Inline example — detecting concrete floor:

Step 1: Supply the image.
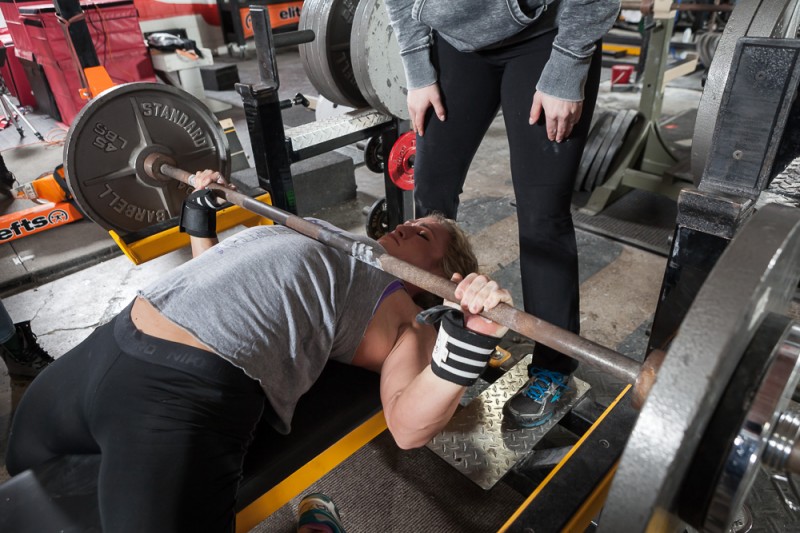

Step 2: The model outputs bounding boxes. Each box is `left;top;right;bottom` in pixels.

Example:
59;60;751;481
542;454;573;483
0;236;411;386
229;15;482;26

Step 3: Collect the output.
0;46;735;530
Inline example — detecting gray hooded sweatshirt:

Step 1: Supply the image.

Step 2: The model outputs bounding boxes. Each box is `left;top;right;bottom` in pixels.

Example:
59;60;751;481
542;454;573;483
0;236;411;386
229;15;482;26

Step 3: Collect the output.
384;0;621;101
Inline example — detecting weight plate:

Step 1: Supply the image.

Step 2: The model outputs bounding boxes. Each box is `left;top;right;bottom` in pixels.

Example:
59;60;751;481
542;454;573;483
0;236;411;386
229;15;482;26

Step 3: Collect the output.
704;316;800;532
592;110;641;191
574;110;613;192
351;0;410;119
696;32;722;69
599;204;800;532
692;0;800;183
387;131;415;191
677;313;794;529
366;197;388;239
64;82;230;235
299;0;367;108
584;109;628;192
364;134;385;173
299;0;340;104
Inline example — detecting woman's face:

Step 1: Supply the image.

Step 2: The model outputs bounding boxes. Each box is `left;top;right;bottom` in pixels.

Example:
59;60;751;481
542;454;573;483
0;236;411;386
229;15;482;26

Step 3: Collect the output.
377;217;451;275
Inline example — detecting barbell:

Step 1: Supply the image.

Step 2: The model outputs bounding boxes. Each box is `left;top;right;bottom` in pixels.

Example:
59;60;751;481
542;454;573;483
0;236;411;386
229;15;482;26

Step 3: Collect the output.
63;81;800;531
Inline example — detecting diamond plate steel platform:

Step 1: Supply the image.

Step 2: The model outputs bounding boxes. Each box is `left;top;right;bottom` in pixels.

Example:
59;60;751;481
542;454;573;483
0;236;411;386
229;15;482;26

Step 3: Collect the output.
426;355;591;490
285;109;393;152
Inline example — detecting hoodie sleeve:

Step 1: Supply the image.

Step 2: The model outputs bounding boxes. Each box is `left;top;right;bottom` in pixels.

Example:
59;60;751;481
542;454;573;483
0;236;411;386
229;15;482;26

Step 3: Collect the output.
384;0;438;89
536;0;620;101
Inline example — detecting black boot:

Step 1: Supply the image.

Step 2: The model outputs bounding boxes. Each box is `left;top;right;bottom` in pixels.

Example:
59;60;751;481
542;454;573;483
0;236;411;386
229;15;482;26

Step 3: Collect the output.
0;152;15;198
0;171;13;199
1;321;55;379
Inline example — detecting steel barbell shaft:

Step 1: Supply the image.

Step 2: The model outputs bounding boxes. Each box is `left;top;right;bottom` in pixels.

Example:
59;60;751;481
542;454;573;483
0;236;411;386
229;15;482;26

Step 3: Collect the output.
145;154;650;391
620;1;733;12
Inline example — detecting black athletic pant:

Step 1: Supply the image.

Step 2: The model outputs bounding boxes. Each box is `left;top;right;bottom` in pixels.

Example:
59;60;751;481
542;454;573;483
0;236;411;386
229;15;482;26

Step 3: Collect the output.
414;31;603;375
6;304;265;533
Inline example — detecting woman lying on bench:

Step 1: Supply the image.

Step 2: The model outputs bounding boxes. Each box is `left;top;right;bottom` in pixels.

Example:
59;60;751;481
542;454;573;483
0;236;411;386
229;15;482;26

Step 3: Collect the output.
6;169;512;533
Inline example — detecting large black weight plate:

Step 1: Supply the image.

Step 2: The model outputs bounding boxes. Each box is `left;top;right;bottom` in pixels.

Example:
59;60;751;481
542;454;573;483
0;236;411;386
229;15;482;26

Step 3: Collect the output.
584;109;628;192
64;83;230;235
299;0;367;108
365;197;388;239
590;110;641;192
574;110;613;192
364;135;385;173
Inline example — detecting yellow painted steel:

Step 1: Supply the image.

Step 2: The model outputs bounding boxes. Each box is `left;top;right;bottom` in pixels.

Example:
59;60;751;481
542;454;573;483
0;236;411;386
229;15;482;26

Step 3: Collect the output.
235;411;387;533
603;43;642;57
561;463;618;532
109;193;273;265
497;385;632;533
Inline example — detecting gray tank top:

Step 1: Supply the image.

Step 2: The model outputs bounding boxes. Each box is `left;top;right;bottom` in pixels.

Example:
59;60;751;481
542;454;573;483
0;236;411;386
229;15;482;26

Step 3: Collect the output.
138;222;397;433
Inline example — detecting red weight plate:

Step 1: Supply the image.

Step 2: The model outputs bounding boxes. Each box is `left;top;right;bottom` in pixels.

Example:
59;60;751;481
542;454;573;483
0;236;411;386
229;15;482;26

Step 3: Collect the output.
387;131;415;191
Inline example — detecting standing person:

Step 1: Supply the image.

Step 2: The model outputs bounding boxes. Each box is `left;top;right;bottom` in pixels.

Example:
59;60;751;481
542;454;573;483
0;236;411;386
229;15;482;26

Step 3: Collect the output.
6;170;512;533
0;300;54;379
384;0;620;427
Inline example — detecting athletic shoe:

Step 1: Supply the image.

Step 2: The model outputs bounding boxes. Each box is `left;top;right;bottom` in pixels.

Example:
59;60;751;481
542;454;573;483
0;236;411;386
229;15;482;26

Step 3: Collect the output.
503;367;571;428
0;321;55;379
297;492;347;533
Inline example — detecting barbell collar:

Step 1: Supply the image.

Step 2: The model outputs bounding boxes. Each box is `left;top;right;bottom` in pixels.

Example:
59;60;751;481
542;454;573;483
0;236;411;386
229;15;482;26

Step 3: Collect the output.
144;153;646;388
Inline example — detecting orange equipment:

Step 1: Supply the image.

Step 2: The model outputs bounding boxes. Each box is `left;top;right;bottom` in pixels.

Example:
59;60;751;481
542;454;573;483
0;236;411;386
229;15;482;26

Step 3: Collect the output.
1;166;84;243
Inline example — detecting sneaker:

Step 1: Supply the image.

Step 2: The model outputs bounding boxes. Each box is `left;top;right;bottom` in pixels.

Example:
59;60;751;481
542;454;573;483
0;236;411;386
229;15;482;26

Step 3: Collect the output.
503;367;571;428
0;321;55;379
297;493;347;533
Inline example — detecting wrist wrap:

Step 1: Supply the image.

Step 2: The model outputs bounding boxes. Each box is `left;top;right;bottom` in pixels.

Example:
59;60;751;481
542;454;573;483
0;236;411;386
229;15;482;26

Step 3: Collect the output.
417;305;497;386
179;189;219;238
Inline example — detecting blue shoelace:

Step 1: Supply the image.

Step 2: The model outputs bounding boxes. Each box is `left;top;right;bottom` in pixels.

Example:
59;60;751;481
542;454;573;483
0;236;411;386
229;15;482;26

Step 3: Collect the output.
524;368;568;402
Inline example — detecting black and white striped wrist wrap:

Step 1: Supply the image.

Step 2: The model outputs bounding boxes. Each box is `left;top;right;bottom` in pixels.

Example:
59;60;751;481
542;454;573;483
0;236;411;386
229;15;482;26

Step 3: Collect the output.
419;306;497;387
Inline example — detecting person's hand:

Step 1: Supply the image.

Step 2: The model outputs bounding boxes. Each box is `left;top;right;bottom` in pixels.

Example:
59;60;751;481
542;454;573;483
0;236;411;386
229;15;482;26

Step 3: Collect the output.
407;84;446;136
179;169;235;238
529;91;583;143
450;273;512;338
417;273;508;388
188;169;236;198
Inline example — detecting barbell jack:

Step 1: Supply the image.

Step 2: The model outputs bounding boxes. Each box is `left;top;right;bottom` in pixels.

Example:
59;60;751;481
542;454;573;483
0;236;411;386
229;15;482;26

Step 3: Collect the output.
144;152;660;403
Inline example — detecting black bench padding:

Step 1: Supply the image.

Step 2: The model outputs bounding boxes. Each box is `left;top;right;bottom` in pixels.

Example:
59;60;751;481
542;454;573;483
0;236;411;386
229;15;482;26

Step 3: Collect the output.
0;361;382;532
237;361;382;507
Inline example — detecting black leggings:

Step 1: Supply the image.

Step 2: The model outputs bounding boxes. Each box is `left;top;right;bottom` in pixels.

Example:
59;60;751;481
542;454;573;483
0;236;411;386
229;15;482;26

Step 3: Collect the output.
414;31;603;374
6;304;265;533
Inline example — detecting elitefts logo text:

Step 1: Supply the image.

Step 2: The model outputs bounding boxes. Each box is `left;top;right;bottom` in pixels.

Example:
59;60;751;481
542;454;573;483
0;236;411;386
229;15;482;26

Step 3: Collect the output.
280;6;301;19
0;209;71;241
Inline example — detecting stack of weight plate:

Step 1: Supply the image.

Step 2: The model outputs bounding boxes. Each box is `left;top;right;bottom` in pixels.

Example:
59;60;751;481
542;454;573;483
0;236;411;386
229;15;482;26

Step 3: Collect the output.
574;109;641;192
299;0;410;120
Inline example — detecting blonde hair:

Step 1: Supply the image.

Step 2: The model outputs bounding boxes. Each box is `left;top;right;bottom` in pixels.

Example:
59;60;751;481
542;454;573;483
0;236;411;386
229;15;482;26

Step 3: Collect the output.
413;212;479;309
428;212;479;279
